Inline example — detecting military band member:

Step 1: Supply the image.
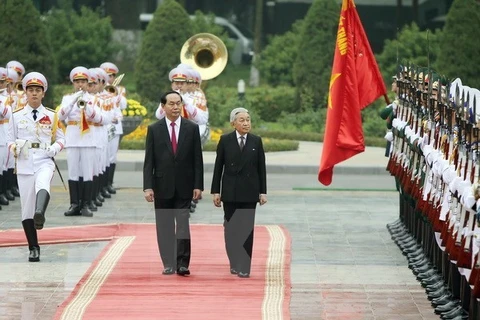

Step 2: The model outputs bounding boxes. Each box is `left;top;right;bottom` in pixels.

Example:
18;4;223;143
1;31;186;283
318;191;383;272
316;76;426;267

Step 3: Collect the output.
5;61;25;198
0;67;12;208
100;62;126;195
155;67;208;128
6;72;65;262
59;67;103;217
87;68;110;209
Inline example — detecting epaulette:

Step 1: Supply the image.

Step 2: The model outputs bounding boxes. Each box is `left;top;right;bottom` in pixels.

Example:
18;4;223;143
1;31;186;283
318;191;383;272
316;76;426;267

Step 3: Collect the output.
13;107;24;113
45;107;56;113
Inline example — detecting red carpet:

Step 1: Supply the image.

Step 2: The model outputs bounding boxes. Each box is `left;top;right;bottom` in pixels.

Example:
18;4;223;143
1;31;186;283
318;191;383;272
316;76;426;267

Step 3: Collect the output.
0;223;291;319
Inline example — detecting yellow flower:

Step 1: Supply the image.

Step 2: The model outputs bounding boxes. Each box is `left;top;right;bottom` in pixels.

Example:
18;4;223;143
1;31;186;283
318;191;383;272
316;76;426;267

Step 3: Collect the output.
124;99;148;118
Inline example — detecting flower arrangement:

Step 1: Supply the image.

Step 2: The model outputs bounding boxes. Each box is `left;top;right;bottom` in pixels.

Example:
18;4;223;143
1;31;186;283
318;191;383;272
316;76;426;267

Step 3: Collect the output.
123;99;148;117
210;128;223;143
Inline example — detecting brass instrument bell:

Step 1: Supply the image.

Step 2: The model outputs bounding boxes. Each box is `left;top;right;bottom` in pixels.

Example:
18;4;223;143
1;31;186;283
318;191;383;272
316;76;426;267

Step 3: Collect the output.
180;33;228;80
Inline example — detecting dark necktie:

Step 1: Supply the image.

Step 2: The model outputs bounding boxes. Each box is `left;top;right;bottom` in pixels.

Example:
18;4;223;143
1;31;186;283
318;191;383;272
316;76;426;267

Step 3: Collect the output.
170;122;177;154
32;109;38;121
239;136;245;151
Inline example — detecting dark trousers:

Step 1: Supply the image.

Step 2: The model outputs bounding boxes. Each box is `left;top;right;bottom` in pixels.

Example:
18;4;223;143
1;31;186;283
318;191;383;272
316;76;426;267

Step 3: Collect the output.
223;202;257;273
154;194;191;270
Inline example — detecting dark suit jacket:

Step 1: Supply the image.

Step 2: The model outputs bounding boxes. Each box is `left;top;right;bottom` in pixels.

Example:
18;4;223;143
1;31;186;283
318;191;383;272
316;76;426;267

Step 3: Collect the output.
143;117;204;200
211;131;266;203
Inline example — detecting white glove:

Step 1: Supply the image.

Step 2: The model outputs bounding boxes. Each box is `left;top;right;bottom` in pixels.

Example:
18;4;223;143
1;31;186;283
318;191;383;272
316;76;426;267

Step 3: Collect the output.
70;91;84;106
8;144;16;155
46;146;57;157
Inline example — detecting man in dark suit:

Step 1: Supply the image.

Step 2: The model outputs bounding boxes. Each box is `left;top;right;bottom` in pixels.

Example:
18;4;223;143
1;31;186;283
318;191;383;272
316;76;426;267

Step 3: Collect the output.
211;107;267;278
143;91;204;276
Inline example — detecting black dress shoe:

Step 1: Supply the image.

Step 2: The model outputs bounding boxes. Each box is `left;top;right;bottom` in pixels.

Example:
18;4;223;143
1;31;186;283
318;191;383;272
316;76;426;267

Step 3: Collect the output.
230;268;238;275
0;194;9;205
432;295;454;307
162;267;174;275
238;272;250;278
177;267;190;276
11;187;20;197
441;306;467;319
435;301;460;314
5;190;15;201
29;247;40;262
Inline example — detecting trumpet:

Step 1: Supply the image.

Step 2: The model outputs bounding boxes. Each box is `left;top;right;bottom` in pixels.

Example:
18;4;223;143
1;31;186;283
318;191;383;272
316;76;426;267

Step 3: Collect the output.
75;90;87;109
15;81;24;95
105;73;125;95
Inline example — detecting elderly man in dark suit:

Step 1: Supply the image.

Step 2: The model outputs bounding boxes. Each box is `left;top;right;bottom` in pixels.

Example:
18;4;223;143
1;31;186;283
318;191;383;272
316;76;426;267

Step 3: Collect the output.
143;91;204;276
211;107;267;278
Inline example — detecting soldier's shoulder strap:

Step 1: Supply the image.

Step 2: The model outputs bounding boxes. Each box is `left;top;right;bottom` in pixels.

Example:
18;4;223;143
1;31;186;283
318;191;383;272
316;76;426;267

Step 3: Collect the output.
13;107;24;113
45;106;57;113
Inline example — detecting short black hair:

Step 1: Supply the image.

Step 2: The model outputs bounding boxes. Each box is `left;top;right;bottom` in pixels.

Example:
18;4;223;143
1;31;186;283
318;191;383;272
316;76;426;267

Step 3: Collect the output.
160;91;183;105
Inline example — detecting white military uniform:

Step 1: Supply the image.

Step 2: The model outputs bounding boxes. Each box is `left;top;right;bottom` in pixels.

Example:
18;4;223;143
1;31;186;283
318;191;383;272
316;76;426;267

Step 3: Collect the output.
7;104;65;220
0;89;12;194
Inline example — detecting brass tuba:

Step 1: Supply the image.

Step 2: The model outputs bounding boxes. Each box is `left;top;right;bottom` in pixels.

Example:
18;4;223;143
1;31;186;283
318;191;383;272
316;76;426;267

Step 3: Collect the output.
180;33;228;80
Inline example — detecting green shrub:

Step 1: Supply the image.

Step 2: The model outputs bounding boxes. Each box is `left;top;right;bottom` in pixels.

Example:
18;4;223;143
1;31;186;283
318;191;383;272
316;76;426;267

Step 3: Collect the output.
436;0;480;89
204;85;297;125
0;0;57;106
293;0;339;110
203;139;299;152
44;0;117;83
135;0;193;101
256;20;303;87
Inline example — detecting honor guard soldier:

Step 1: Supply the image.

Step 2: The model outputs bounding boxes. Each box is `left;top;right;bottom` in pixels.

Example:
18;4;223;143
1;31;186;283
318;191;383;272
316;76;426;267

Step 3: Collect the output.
100;62;127;195
0;68;12;208
59;67;103;217
6;72;66;262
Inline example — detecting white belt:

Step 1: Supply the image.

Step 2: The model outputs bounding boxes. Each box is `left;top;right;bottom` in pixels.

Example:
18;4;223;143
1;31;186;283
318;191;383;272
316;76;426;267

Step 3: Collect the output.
27;142;49;150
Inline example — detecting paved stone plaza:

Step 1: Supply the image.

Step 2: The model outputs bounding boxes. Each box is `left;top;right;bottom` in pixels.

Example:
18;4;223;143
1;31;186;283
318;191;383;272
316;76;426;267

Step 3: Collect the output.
0;168;442;320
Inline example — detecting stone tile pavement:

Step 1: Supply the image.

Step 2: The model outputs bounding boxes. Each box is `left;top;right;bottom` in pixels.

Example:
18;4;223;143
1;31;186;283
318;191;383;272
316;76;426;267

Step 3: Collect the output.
0;168;441;319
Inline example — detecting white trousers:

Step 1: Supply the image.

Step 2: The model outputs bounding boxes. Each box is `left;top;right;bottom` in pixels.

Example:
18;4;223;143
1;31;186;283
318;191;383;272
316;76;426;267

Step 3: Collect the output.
66;147;96;181
108;135;120;164
0;146;6;172
6;147;14;169
18;165;54;221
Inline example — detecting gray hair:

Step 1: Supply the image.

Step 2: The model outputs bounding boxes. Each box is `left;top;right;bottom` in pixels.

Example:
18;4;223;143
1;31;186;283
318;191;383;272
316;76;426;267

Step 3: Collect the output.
230;107;249;122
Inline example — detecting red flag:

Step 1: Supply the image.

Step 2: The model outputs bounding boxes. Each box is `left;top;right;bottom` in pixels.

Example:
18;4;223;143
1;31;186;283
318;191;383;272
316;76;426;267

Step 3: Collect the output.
318;0;386;186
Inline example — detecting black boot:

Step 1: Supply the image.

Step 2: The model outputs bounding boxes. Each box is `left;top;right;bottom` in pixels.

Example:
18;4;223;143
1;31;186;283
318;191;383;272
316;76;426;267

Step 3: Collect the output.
100;171;111;199
83;180;96;214
65;180;81;216
4;170;15;201
34;189;50;230
93;175;102;207
9;168;20;197
0;173;11;204
106;163;116;194
22;219;40;262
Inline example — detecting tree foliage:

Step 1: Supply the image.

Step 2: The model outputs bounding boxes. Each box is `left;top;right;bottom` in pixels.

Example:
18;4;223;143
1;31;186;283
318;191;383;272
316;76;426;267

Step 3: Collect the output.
256;20;304;87
436;0;480;88
293;0;339;110
0;0;57;104
44;0;117;83
376;23;442;84
135;0;193;101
